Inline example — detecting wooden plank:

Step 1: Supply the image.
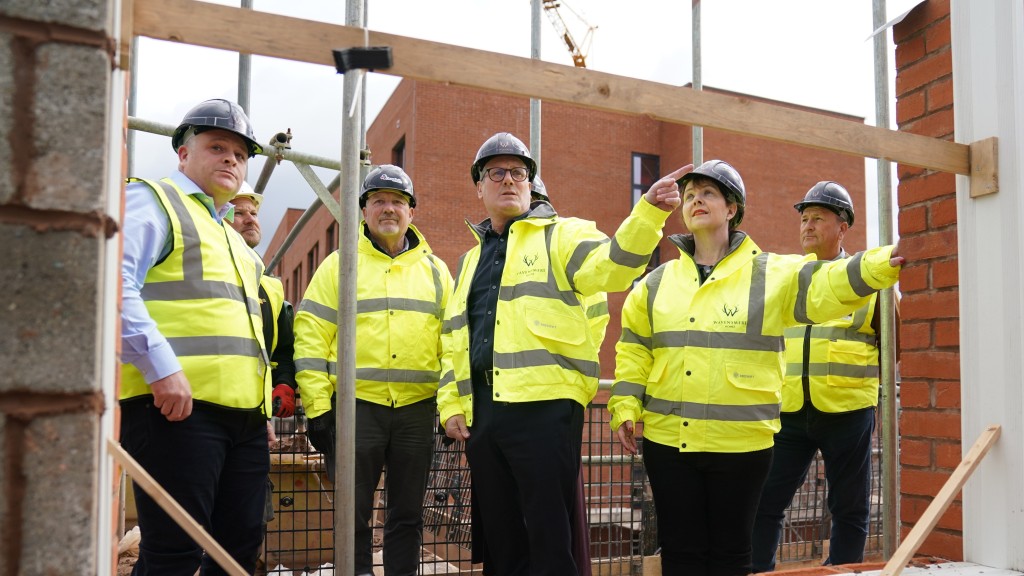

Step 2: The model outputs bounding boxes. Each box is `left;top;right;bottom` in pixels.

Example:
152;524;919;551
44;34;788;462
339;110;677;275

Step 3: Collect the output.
131;0;970;176
107;438;248;576
969;137;999;197
880;425;1002;576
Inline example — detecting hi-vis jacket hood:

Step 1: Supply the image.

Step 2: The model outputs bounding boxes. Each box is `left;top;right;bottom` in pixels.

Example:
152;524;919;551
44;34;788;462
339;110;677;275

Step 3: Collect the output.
438;199;670;428
609;231;900;453
121;178;271;414
294;222;453;419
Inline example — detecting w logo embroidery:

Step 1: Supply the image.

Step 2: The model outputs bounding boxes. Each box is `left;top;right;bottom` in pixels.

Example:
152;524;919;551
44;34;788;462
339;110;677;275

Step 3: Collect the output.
722;304;740;317
523;254;539;267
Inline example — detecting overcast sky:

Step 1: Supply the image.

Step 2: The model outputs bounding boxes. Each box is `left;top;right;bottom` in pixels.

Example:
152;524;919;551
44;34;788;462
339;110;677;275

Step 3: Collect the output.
128;0;920;254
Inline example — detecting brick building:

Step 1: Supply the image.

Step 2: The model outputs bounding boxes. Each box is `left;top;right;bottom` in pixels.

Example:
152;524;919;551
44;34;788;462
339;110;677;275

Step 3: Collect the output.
265;80;868;378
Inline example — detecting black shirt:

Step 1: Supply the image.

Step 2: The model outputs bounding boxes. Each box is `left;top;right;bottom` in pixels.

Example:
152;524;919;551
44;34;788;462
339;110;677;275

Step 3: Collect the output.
467;213;529;372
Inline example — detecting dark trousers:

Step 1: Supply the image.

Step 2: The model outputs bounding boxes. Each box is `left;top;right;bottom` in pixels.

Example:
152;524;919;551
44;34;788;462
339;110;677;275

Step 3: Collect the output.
354;399;436;576
751;406;875;572
642;440;773;576
465;373;584;576
121;400;270;575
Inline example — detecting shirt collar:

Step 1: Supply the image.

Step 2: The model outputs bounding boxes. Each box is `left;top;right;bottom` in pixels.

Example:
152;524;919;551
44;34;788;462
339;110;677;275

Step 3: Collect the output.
168;170;233;223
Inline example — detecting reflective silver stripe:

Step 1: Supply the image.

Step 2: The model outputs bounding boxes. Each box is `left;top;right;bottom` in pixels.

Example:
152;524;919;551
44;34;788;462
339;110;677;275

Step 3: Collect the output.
327;361;337;376
609;237;651;269
246;296;261;317
499;282;578;306
644;396;781;422
454;252;470;290
794;260;825;324
426;255;445;317
746;253;769;336
142;278;247;302
494;349;601;379
807;325;877;345
586;299;609;319
565;238;606;292
645;266;667;335
298;299;336;323
786;362;880;378
355;367;441;383
619;327;652;350
158;180;204;279
851;301;869;331
447;314;468;332
359;297;441;318
166;335;261;357
784;326;806;338
440;369;455;388
295;357;330;373
456;378;473;396
611;380;646;399
845;252;873;297
652;330;784;352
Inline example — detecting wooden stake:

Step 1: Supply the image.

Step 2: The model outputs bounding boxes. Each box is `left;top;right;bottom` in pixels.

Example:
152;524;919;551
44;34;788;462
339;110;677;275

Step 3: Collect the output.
107;438;248;576
880;424;1002;576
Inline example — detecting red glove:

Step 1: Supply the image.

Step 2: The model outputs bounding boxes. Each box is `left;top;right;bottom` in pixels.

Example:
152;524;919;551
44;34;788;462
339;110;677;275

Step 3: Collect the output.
272;384;296;418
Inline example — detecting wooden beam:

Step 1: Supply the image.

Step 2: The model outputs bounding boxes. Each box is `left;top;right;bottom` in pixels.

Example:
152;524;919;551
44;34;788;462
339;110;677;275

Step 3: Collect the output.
969;137;999;197
880;425;1002;576
132;0;971;176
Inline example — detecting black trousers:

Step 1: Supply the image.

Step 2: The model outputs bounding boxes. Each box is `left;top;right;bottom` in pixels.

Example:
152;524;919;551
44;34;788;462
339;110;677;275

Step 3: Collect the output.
643;439;773;576
121;400;270;575
465;373;584;576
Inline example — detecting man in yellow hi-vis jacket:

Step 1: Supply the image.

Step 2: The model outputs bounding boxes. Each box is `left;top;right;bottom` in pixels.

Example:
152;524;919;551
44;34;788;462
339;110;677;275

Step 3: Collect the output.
752;182;898;571
120;99;270;574
294;165;453;576
439;132;688;576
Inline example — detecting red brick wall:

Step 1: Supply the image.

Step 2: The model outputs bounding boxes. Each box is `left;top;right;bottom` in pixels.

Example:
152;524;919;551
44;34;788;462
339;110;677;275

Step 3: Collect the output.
893;0;963;559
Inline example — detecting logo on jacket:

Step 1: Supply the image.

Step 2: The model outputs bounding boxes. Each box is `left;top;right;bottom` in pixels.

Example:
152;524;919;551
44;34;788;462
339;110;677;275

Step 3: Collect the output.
722;304;740;317
523;253;539;267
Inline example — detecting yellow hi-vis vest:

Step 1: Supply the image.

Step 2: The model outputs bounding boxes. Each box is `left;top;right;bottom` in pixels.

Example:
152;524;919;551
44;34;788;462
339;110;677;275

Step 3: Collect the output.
608;232;899;454
437;200;669;428
261;275;285;354
782;293;879;413
121;178;271;414
293;223;453;419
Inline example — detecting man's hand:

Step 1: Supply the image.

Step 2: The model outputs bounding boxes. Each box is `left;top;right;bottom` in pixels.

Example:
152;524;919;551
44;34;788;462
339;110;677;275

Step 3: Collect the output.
151;371;193;422
615;420;644;455
272;384;296;418
266;421;277;443
890;241;905;268
444;415;470;441
643;164;692;212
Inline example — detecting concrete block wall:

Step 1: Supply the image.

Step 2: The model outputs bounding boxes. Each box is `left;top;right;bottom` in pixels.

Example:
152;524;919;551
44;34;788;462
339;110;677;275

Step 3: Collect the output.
0;0;115;573
893;0;964;559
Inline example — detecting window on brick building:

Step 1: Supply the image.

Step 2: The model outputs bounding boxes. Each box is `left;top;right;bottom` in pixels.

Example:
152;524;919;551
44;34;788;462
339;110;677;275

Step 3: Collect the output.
325;222;336;252
392;137;406;168
632;153;660;206
307;245;319;284
292;263;303;303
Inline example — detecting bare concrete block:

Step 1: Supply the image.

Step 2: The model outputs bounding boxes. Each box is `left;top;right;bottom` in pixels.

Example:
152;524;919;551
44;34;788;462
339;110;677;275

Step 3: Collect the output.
21;413;99;575
0;0;110;33
0;224;103;393
27;43;110;212
0;34;13;205
0;415;6;576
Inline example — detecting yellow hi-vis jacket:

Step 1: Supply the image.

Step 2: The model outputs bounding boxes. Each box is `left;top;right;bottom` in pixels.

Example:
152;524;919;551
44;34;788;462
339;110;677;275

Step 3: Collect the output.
608;232;900;453
262;275;285;353
437;200;669;428
294;223;453;419
782;291;879;413
121;178;271;413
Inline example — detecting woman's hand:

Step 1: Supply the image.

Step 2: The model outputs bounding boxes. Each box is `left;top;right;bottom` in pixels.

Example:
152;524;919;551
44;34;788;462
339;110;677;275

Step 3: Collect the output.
616;420;644;455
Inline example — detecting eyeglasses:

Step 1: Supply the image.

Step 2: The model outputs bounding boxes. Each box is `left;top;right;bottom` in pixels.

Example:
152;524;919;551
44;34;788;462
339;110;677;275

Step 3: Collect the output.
484;167;529;182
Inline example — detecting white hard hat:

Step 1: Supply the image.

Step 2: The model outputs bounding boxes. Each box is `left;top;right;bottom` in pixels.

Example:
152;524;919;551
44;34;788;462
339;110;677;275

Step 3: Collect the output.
233;181;262;210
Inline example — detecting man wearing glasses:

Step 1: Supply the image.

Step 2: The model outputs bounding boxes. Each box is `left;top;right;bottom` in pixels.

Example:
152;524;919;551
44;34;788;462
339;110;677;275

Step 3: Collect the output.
438;132;688;575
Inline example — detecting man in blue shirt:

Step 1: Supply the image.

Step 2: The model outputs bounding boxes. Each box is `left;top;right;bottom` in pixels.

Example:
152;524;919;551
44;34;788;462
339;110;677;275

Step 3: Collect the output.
120;99;271;575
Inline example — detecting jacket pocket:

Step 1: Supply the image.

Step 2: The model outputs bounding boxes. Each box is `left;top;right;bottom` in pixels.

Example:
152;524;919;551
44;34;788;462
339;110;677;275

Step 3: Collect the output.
524;307;586;346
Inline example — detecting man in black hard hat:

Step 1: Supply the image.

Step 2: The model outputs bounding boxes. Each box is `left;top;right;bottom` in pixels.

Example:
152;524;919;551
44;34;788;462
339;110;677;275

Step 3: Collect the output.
120;98;272;574
295;164;453;576
438;132;688;575
752;181;896;571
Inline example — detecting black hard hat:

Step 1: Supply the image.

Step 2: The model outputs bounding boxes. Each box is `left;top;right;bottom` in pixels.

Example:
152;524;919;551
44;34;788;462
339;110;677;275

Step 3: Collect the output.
471;132;537;184
360;164;415;208
531;175;549;201
794;181;855;226
677;159;747;227
171;99;262;158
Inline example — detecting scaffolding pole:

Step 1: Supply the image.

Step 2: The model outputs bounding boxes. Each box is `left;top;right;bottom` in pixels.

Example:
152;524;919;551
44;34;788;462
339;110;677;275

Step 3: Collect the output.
692;0;703;167
530;0;542;172
872;0;900;559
